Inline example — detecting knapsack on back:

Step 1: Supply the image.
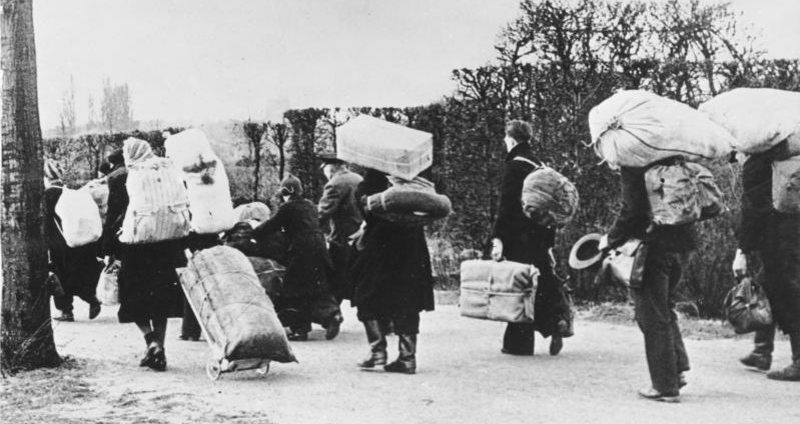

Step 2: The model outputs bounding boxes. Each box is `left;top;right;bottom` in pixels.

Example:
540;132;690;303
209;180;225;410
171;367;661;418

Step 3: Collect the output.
644;160;723;226
772;156;800;213
119;157;191;244
54;188;103;248
515;157;579;227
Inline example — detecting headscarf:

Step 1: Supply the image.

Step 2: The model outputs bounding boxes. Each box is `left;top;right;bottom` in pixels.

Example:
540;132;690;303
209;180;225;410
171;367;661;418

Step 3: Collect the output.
279;174;303;197
44;159;63;183
122;137;155;166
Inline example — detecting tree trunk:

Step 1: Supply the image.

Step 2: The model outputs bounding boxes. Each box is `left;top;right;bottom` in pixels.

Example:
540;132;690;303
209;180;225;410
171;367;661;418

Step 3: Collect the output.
1;0;61;371
278;145;285;181
253;145;261;201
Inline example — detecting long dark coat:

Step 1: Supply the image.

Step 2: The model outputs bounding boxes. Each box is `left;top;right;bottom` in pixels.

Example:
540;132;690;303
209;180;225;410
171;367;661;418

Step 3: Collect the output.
252;196;332;299
739;141;800;334
350;170;435;316
44;185;102;297
103;164;185;323
493;143;564;336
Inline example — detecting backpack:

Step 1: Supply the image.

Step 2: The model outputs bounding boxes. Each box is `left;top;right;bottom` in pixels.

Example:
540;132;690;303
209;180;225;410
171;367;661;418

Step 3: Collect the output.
644;160;723;226
54;188;103;247
772;156;800;213
119;157;191;244
515;157;579;226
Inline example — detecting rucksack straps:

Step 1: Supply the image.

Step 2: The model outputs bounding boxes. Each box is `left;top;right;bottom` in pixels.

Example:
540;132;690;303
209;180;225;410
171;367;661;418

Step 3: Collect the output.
513;156;543;169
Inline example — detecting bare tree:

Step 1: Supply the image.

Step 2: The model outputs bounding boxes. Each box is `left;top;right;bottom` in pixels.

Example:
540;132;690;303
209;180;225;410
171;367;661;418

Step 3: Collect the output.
100;78;133;133
266;121;290;181
1;0;61;371
58;75;76;137
242;120;268;201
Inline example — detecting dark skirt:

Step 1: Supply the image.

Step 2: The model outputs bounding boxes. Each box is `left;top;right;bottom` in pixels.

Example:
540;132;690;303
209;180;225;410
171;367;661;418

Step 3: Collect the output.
351;219;434;317
117;239;186;323
50;240;103;296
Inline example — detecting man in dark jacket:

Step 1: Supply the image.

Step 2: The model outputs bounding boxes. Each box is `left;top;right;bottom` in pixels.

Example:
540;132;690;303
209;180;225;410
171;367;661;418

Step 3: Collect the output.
491;120;570;357
101;149;127;260
318;153;363;303
605;158;696;402
732;141;800;382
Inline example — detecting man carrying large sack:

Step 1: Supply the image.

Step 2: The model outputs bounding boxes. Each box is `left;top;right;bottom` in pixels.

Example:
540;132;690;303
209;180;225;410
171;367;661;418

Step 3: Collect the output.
732;140;800;382
490;120;571;357
318;152;363;304
603;157;696;402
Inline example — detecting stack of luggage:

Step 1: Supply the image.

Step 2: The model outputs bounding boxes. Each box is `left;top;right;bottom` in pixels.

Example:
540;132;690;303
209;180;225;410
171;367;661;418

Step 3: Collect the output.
338;115;451;225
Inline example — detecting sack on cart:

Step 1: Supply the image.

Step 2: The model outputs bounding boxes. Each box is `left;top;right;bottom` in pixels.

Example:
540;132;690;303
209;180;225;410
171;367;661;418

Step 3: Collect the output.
180;246;296;364
459;260;539;323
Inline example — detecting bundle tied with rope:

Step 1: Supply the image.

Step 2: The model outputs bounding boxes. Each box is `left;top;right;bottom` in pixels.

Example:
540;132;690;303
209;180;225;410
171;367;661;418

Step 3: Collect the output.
521;167;579;227
588;90;736;169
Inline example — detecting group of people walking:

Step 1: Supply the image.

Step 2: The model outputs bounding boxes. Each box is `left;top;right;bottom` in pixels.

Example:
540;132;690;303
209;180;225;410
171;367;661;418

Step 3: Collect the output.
43;116;798;398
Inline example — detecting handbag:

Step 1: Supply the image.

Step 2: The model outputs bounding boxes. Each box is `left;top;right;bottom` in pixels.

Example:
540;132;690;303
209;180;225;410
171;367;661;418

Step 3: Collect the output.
723;276;773;334
601;239;647;288
97;261;120;306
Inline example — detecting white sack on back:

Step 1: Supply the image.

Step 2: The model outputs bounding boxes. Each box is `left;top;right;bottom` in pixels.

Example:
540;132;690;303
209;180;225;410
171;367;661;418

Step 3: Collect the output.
337;115;433;180
166;128;235;234
55;188;102;247
165;128;218;172
183;161;237;234
698;88;800;155
588;90;735;169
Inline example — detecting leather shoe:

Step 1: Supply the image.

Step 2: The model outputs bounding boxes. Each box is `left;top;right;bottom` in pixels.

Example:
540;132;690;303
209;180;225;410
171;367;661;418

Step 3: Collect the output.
89;302;101;320
638;387;680;403
287;332;308;341
740;352;771;371
549;335;563;356
54;312;74;322
325;313;343;340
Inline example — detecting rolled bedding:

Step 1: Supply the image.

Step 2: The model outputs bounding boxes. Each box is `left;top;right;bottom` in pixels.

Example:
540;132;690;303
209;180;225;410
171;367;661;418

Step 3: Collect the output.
365;176;452;223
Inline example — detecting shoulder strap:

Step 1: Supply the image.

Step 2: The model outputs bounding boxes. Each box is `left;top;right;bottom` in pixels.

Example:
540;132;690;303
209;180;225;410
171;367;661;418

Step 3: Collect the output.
513;156;542;169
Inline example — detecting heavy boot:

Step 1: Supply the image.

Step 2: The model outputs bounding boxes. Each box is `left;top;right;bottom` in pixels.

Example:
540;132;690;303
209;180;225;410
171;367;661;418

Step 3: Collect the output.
740;326;774;371
384;334;416;374
357;320;387;368
766;330;800;381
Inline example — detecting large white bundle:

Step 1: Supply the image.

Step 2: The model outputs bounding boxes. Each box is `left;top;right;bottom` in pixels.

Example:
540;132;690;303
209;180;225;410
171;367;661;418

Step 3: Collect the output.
166;128;236;234
54;188;103;247
588;90;735;169
119;157;191;244
459;260;539;323
165;128;217;172
79;179;109;222
337;115;433;180
699;88;800;155
183;161;237;234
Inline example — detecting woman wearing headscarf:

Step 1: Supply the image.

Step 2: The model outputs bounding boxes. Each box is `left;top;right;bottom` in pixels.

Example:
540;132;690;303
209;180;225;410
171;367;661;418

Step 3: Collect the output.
350;169;435;375
251;174;342;341
43;160;103;322
105;138;186;371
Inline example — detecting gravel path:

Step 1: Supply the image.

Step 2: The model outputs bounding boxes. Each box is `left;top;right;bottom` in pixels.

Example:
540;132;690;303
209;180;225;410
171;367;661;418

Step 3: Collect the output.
24;300;800;423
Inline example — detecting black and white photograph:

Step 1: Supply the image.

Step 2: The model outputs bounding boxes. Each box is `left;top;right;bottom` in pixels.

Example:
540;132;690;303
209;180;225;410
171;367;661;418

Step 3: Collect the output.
1;0;799;423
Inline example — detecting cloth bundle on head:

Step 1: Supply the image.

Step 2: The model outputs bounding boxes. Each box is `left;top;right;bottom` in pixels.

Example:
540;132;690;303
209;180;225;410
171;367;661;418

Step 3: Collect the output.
44;159;63;182
280;174;303;197
122;137;155;166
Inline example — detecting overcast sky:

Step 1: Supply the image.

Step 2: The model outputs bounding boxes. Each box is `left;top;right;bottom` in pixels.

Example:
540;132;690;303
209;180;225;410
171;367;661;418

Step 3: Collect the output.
33;0;800;130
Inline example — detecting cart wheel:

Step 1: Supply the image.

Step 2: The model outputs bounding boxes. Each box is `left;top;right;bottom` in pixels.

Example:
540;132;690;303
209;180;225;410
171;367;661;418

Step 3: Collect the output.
206;360;222;381
256;361;270;375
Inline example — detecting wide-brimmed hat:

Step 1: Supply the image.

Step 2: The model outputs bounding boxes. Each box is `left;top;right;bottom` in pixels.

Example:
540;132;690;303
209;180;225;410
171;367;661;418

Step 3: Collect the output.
318;151;344;168
568;232;604;270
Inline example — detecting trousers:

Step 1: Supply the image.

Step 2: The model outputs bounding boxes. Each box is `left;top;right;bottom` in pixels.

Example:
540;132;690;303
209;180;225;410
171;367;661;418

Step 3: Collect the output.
631;247;690;394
